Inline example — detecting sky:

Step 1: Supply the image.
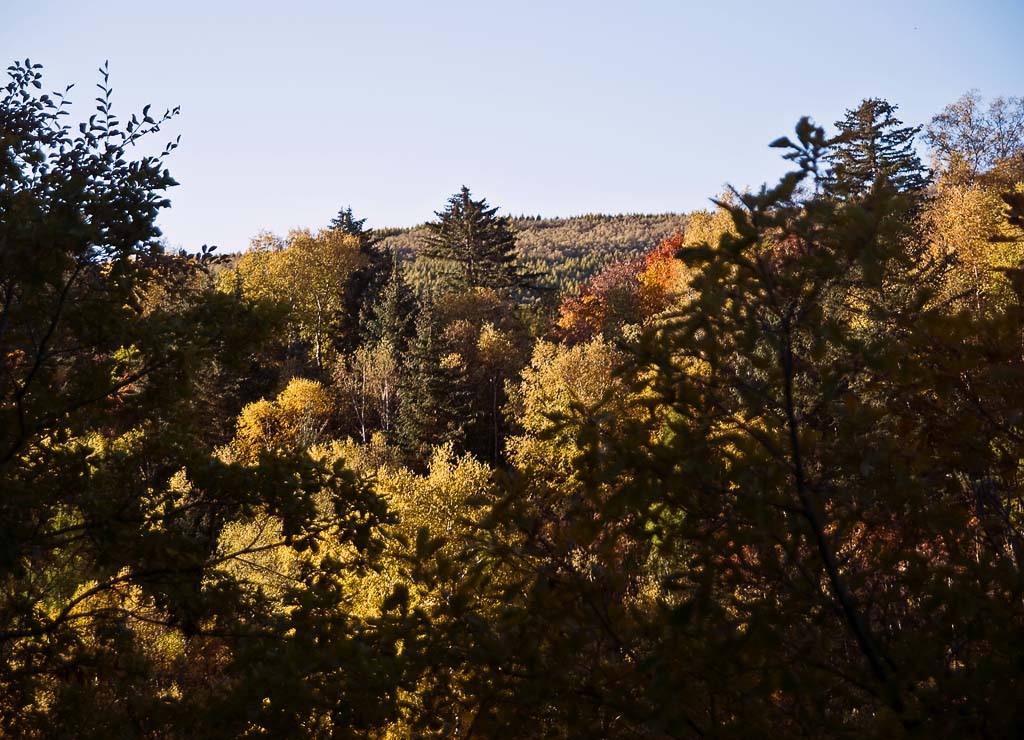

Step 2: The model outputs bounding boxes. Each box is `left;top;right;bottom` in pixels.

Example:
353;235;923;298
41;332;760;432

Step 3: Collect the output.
3;0;1023;252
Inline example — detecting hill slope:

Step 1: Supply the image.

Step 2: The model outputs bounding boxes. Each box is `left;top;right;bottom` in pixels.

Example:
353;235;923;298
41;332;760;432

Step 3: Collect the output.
377;212;689;293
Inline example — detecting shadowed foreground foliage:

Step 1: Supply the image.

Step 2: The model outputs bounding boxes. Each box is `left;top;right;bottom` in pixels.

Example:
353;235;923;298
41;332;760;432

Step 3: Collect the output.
3;62;1024;737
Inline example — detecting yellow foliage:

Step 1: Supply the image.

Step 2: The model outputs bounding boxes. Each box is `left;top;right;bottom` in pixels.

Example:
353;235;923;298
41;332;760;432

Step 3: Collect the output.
233;378;334;461
215;515;298;599
684;194;738;248
506;338;626;477
928;180;1024;309
476;322;516;365
509;338;625;438
341;444;493;620
234;399;282;461
216;228;367;365
311;433;399;478
438;352;465;373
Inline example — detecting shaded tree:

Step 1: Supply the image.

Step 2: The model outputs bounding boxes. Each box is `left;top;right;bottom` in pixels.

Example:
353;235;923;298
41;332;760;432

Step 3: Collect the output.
329;205;395;349
363;246;418;351
0;60;405;737
824;98;930;197
397;309;473;466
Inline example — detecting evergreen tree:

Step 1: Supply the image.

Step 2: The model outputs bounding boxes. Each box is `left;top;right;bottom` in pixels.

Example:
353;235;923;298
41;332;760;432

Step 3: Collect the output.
327;205;391;350
329;205;372;241
824;98;930;198
364;248;418;351
397;309;473;466
421;186;535;294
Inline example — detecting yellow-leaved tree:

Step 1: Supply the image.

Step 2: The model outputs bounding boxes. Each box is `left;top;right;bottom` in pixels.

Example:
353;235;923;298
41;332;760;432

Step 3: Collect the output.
233;378;334;461
219;228;367;367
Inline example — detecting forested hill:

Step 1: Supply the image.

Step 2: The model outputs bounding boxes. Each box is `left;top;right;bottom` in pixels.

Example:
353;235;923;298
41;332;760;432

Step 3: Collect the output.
377;212;689;291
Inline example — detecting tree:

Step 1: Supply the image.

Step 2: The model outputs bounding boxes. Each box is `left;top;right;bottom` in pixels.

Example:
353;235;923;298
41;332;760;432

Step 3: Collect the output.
921;92;1024;313
421;186;534;294
362;246;418;351
397;309;473;466
926;179;1024;312
329;205;397;349
330;204;372;238
924;91;1024;187
824;98;930;197
414;119;1024;737
333;342;401;443
233;377;334;461
220;227;366;369
0;61;405;736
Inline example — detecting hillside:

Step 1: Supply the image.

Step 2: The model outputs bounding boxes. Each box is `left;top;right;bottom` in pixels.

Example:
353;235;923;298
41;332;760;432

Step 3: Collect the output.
377;212;689;293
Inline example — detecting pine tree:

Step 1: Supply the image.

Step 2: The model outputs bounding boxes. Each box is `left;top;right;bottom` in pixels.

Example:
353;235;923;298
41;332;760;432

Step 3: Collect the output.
364;248;418;351
330;205;372;241
421;186;534;294
327;205;391;350
397;309;473;466
824;98;930;198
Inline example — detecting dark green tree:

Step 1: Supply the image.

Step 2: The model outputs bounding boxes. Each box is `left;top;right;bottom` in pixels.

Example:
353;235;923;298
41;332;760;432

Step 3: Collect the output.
421;186;535;294
330;205;371;239
824;98;930;197
397;309;473;466
327;205;392;351
364;248;418;351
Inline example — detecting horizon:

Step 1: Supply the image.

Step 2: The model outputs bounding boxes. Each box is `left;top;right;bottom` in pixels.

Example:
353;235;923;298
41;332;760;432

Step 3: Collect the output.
4;0;1022;251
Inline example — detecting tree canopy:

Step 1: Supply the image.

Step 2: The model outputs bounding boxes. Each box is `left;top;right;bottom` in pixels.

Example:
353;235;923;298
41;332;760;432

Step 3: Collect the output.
5;58;1024;737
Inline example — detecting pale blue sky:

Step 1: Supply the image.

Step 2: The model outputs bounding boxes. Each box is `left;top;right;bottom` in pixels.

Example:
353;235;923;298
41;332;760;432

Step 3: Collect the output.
3;0;1022;251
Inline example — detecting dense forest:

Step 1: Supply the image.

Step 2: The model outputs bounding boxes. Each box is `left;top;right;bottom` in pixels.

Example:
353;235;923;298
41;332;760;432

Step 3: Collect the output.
3;58;1024;737
370;212;691;294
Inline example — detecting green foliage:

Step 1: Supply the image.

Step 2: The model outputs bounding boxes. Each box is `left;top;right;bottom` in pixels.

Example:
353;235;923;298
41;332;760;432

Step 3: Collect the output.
328;205;398;351
397;309;474;464
420;185;536;295
361;248;418;350
381;212;689;295
824;98;930;197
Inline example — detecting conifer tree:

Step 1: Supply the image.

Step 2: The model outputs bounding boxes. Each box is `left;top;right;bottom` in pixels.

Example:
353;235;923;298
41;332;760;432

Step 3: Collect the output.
397;310;473;466
421;186;534;294
330;205;372;241
364;249;418;351
824;98;930;198
328;205;391;350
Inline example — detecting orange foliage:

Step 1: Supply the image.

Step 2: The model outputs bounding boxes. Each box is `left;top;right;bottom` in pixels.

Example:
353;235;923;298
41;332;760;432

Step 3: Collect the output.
556;232;690;342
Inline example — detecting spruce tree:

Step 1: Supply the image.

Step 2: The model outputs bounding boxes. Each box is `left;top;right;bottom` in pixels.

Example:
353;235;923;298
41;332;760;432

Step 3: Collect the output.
364;248;418;351
327;205;391;349
824;98;930;198
397;309;473;466
421;186;534;294
330;205;372;241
